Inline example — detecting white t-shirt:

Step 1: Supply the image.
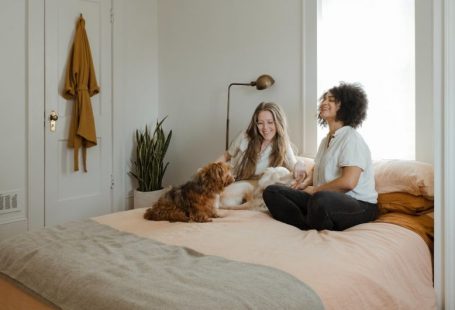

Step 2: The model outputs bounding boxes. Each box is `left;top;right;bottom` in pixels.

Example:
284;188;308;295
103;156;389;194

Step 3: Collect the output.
227;131;300;177
313;126;377;203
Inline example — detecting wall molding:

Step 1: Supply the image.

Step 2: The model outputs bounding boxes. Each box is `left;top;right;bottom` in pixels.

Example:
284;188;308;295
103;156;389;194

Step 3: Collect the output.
434;0;455;308
442;0;455;307
27;0;45;230
112;0;127;212
301;0;318;157
0;216;28;226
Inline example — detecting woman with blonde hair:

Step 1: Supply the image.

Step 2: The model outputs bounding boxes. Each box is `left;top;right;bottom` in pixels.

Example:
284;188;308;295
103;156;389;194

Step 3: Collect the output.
217;102;306;181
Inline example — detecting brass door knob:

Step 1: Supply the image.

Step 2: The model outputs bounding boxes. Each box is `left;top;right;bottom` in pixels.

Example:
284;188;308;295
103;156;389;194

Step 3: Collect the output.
49;111;58;132
49;111;59;121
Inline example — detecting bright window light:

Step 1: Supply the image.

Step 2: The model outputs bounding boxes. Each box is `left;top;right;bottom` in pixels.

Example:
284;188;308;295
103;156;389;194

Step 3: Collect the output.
317;0;415;160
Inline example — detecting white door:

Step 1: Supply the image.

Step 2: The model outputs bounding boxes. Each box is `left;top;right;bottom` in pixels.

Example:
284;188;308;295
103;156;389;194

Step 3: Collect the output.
45;0;113;226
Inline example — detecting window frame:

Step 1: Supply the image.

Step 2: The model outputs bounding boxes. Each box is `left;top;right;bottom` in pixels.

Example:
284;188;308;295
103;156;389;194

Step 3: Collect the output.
301;0;433;163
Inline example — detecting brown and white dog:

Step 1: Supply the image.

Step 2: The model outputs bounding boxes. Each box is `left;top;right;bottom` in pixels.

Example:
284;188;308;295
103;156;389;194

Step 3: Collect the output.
144;162;235;222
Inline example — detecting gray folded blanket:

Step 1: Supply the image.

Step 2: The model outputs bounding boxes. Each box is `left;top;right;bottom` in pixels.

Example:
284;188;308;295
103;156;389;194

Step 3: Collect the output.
0;219;323;310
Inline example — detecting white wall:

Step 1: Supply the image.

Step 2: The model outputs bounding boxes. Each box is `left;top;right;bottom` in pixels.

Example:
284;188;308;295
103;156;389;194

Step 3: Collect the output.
434;0;455;306
158;0;303;185
113;0;159;209
0;0;29;236
416;0;434;164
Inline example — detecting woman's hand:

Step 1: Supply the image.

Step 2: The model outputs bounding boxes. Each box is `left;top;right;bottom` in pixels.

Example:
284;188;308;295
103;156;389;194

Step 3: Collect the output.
303;186;315;195
291;163;312;190
293;161;307;182
291;180;305;190
291;173;312;190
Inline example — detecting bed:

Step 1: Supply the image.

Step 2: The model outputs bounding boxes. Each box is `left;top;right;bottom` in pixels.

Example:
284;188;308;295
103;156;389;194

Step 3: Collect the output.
0;159;436;310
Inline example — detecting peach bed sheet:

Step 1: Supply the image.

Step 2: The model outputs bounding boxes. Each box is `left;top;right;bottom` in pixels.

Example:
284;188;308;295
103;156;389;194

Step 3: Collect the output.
95;208;435;310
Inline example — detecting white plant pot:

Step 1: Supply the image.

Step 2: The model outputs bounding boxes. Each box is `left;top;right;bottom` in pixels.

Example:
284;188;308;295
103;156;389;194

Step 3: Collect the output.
133;187;171;209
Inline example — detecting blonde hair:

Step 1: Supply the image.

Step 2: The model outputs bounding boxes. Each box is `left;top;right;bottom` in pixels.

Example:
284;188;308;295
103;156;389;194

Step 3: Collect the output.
235;102;289;180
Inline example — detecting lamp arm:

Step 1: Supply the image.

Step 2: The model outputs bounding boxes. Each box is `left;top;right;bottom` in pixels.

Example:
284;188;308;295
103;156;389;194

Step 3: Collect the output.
226;82;254;150
226;84;232;150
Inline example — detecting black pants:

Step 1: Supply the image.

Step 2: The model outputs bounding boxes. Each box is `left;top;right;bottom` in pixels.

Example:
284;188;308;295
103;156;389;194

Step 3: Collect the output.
263;185;379;231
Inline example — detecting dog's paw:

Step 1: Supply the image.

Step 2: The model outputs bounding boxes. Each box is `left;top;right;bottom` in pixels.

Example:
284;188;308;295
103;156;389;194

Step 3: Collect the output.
191;214;212;222
214;210;228;218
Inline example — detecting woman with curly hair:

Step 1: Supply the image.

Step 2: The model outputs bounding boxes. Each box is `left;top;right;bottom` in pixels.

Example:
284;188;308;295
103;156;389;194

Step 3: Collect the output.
263;82;379;231
217;102;306;182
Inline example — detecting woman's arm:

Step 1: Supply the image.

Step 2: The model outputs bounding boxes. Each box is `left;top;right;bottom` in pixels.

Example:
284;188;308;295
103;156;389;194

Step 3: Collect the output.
305;166;361;194
284;142;307;180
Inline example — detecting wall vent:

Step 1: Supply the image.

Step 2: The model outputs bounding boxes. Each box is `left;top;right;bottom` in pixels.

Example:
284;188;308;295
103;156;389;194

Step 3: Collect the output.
0;190;21;214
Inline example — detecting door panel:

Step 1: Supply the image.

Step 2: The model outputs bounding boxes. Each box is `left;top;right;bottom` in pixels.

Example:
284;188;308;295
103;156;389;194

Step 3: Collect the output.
45;0;112;226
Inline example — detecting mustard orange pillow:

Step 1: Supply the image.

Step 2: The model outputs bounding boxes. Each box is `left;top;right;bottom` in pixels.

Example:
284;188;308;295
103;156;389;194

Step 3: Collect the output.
376;212;434;249
377;192;434;215
373;159;434;199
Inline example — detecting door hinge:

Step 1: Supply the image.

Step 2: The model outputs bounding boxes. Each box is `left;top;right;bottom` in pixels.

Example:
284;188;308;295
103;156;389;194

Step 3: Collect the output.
110;174;115;189
110;8;114;24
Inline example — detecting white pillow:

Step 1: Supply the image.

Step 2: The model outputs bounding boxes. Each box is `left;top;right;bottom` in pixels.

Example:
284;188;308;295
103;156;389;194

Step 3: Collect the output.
373;159;434;199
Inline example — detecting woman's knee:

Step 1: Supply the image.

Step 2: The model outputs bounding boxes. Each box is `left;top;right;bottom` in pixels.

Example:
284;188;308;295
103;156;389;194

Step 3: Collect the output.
263;185;285;202
311;191;336;207
307;192;375;230
307;192;334;230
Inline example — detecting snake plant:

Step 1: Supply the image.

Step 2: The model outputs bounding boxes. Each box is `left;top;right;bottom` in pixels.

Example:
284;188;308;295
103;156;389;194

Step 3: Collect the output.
130;117;172;191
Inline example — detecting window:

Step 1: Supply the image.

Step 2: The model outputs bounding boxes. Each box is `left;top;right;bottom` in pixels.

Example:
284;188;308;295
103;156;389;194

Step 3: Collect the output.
317;0;415;160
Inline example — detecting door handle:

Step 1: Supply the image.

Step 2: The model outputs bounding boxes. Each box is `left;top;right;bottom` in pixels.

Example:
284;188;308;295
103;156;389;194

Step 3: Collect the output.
49;111;59;132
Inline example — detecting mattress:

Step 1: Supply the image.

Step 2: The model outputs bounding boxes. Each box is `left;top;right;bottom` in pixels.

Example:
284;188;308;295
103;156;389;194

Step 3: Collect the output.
0;208;436;309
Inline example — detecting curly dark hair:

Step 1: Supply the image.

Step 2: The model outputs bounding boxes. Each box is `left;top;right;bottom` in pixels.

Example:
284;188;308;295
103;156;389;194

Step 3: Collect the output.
317;82;368;128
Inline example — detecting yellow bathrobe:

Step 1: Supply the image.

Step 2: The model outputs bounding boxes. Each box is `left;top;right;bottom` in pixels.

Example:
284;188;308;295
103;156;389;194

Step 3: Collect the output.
63;15;99;172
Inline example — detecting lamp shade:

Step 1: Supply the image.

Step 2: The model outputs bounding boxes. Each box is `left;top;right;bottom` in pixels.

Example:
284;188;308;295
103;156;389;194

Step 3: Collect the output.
253;74;275;90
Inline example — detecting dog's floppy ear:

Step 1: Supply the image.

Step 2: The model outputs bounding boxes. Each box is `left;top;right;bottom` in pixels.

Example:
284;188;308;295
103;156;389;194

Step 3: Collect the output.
199;162;223;182
198;162;228;191
197;162;220;175
211;162;224;180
